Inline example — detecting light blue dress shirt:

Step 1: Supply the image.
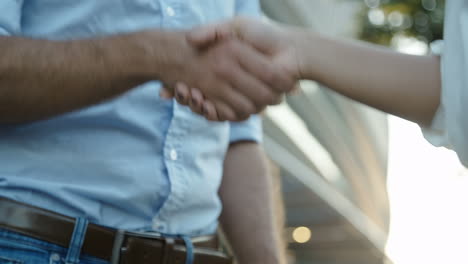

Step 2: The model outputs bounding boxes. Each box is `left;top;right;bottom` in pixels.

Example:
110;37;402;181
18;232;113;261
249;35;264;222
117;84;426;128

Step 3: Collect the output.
0;0;262;236
422;0;468;168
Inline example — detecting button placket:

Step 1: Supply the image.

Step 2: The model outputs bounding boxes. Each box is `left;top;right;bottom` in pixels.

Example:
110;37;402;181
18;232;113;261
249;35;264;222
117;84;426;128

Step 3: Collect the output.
155;102;188;232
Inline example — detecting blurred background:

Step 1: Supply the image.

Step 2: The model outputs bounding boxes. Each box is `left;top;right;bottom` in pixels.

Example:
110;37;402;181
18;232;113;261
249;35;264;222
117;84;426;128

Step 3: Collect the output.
258;0;468;263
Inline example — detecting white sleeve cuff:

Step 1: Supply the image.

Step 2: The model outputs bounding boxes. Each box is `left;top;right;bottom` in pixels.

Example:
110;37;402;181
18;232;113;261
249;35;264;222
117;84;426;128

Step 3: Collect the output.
421;106;453;149
420;40;453;149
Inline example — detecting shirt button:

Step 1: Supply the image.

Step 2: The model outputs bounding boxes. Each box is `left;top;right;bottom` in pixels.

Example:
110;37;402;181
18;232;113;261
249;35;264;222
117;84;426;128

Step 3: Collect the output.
170;149;178;161
166;6;175;17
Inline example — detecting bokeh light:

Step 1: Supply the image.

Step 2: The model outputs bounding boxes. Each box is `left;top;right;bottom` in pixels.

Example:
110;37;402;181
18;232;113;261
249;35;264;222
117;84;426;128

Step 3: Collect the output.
292;226;312;244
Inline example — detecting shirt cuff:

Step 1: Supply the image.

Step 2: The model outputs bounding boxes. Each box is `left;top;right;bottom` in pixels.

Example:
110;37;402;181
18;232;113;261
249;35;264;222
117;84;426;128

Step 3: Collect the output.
421;106;452;148
229;115;263;144
420;40;451;148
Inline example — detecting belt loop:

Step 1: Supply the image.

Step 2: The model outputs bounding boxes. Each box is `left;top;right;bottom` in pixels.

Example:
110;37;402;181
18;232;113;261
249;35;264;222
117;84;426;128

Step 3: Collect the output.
65;217;89;264
110;229;125;264
162;237;175;264
181;236;194;264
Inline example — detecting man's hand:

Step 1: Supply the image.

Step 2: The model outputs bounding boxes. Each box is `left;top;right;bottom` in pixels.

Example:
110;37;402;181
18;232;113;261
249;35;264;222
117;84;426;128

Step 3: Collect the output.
161;17;301;121
159;30;295;121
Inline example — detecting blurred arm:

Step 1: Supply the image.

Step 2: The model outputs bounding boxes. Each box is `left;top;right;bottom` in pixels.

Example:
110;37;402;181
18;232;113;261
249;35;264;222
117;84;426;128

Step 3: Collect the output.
297;31;441;126
219;142;285;264
0;32;175;124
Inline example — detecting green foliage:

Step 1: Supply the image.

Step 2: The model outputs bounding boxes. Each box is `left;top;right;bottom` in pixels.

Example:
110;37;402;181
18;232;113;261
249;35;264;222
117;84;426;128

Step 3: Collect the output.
358;0;445;45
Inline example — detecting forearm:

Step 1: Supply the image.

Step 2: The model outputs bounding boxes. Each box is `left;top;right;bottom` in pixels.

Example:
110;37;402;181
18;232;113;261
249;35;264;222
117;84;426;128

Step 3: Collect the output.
295;31;441;125
219;142;285;264
0;31;175;124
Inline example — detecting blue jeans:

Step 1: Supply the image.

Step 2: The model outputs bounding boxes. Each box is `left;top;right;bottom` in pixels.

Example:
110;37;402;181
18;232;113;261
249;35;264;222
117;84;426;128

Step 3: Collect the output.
0;218;108;264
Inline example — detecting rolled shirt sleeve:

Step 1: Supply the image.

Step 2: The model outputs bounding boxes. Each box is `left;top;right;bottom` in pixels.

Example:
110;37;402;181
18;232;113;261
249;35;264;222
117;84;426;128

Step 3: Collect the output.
0;1;23;35
229;114;263;143
421;0;468;167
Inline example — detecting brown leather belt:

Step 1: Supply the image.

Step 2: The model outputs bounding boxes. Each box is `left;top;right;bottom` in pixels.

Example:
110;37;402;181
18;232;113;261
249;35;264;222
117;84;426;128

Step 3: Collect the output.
0;197;232;264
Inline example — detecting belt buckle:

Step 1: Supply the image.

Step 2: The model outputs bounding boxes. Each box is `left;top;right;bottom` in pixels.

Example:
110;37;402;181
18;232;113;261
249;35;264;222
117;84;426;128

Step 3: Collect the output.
126;231;176;264
110;230;176;264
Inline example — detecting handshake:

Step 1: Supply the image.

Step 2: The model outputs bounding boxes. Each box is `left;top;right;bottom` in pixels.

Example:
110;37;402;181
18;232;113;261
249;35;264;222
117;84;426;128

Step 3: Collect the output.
159;17;302;122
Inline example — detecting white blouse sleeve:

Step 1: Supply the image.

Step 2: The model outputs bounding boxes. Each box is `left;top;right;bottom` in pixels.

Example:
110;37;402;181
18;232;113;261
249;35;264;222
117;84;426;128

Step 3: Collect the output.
421;0;468;167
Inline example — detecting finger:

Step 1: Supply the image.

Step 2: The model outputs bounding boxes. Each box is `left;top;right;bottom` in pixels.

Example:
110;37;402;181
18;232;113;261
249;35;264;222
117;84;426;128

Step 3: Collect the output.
213;101;237;122
223;63;282;110
202;100;219;121
209;82;256;121
175;82;191;106
233;43;296;94
189;88;204;115
187;22;234;49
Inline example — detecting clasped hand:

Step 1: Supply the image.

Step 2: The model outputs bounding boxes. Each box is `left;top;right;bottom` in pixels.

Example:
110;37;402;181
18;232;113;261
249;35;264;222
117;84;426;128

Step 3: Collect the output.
160;18;300;122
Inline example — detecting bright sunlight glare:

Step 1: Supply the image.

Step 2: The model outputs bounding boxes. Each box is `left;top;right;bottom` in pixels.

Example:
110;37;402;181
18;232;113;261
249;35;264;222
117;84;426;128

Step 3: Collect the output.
386;116;468;264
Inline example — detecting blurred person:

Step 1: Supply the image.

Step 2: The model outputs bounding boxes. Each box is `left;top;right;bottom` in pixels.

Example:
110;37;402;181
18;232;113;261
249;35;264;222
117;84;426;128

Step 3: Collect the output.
168;1;468;167
0;1;289;264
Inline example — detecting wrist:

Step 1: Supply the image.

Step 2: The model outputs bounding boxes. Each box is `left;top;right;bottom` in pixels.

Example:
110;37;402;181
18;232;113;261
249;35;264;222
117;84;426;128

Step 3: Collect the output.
289;29;331;83
292;30;319;80
104;30;189;82
145;30;190;81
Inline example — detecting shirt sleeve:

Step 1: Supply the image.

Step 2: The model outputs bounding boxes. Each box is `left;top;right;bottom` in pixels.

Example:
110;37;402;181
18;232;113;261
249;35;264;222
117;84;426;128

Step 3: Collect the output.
229;114;263;143
0;0;23;35
235;0;262;17
421;0;468;167
228;0;264;144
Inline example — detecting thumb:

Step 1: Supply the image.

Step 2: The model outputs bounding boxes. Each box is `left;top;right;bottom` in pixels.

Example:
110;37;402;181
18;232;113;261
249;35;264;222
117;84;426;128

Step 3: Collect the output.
187;22;234;48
